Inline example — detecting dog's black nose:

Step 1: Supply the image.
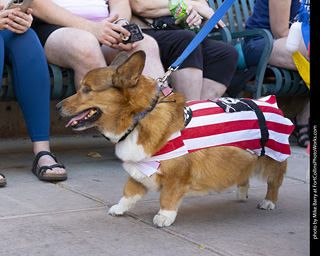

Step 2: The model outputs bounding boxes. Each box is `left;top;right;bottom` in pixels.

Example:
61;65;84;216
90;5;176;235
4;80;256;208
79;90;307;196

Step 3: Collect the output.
56;101;62;111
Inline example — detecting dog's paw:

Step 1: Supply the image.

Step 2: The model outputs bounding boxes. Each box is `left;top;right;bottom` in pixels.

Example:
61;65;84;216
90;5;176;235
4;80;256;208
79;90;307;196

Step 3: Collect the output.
153;210;177;228
108;195;142;216
258;199;275;210
237;186;249;201
108;204;126;216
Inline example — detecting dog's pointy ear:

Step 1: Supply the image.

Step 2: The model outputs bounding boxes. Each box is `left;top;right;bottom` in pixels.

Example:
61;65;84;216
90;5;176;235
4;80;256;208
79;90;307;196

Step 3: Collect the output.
115;51;146;88
110;51;129;67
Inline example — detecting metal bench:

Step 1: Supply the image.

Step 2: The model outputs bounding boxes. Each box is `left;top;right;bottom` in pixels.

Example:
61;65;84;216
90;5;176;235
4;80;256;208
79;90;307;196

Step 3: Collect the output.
0;63;76;101
208;0;309;99
1;1;309;101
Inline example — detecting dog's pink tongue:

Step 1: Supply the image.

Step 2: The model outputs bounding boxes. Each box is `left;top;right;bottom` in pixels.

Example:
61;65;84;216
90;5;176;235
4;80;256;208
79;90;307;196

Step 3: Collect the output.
66;110;91;127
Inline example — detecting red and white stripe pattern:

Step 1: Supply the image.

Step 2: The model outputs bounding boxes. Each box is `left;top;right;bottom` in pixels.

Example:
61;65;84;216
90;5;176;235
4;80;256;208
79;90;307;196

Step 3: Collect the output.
132;96;294;177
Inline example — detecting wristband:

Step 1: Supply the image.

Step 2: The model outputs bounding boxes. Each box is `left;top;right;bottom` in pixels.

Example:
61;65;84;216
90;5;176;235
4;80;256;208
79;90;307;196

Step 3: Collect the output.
114;19;129;25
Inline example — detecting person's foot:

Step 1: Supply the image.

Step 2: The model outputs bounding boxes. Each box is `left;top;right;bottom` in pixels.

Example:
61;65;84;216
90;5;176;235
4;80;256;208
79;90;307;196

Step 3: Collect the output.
32;151;67;181
0;173;7;187
37;154;67;175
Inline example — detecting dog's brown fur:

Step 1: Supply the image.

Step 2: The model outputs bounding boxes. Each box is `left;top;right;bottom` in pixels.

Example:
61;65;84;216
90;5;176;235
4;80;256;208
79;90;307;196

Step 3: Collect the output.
57;51;287;227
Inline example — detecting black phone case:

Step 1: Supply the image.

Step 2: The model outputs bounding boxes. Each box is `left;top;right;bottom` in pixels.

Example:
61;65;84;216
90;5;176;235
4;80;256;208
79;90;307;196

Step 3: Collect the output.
121;23;144;44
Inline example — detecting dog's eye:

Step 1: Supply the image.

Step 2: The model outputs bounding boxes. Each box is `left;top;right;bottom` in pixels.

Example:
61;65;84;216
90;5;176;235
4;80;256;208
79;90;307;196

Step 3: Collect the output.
82;88;91;94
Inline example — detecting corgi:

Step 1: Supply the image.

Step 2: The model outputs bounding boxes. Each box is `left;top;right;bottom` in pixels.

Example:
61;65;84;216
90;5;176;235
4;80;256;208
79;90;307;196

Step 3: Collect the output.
56;51;294;227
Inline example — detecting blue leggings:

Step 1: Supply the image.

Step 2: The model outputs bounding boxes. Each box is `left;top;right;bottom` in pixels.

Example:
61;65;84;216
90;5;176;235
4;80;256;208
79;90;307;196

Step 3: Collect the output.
0;29;50;142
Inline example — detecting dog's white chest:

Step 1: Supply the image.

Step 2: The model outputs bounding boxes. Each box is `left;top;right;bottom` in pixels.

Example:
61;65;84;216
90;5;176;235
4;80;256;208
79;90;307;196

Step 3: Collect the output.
115;129;150;162
123;162;161;191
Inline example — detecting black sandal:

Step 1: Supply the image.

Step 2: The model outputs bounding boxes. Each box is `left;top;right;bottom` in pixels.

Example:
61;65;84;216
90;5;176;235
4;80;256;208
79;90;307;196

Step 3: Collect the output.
0;173;7;187
32;151;67;181
293;117;310;148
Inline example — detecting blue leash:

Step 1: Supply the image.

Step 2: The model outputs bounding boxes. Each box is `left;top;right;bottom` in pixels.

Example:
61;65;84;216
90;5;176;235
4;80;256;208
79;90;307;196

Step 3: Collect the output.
158;0;236;85
171;0;236;70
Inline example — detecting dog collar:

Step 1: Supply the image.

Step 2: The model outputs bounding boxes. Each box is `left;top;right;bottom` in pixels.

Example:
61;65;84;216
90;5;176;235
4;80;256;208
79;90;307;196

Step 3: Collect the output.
116;85;160;143
102;83;175;143
117;82;178;143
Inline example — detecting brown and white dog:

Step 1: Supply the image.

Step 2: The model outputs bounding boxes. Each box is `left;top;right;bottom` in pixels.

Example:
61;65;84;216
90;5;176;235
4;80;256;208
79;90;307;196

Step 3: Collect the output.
56;51;292;227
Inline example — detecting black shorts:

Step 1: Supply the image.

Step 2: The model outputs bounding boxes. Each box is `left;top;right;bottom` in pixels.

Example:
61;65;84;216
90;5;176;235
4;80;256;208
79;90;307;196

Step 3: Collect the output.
32;19;64;47
143;29;239;87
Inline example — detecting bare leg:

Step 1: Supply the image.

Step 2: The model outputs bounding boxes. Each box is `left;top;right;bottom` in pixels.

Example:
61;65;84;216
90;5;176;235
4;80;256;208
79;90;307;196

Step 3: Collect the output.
296;100;310;126
102;34;165;81
129;35;165;80
268;37;307;70
44;28;107;89
170;68;202;101
200;78;227;99
295;100;310;147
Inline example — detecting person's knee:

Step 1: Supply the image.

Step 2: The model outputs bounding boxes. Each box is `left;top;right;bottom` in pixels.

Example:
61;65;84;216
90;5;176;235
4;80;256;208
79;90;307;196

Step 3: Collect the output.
2;29;41;53
75;32;104;67
136;34;160;55
45;28;106;70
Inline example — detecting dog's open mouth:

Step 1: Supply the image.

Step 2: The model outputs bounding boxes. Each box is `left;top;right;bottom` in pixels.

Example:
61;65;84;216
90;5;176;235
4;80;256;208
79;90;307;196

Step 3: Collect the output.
65;108;101;129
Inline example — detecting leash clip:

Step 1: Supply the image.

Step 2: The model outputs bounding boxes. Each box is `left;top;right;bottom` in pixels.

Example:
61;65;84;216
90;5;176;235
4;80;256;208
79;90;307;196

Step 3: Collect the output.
156;66;179;84
156;66;178;97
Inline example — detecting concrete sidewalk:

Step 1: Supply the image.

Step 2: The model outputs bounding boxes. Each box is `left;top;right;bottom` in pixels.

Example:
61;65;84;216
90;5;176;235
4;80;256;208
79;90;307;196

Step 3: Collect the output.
0;135;310;256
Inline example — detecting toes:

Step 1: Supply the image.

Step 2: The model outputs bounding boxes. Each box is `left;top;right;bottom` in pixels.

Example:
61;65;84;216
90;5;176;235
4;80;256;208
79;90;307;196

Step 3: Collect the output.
45;168;66;174
37;155;66;174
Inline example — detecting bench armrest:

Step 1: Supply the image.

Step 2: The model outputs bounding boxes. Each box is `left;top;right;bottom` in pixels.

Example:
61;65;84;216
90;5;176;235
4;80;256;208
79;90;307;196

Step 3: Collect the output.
208;26;232;44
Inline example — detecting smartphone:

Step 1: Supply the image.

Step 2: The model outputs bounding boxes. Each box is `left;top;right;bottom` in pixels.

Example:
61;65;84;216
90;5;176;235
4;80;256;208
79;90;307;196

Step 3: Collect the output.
120;23;144;44
4;0;33;13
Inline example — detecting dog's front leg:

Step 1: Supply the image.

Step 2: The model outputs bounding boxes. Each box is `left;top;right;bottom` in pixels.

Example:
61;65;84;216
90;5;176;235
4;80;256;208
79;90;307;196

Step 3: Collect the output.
153;182;186;228
109;177;147;216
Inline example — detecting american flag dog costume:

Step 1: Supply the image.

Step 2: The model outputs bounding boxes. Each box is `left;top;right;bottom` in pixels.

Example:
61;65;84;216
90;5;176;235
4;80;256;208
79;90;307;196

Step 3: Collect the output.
131;95;295;177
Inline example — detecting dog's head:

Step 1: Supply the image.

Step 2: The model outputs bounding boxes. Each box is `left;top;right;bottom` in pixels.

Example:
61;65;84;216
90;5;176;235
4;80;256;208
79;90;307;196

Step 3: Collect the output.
56;51;160;143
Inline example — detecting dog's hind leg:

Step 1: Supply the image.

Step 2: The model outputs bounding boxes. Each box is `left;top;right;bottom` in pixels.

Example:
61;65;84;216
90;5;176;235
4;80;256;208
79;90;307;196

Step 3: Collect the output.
109;177;147;216
258;158;287;210
237;179;250;201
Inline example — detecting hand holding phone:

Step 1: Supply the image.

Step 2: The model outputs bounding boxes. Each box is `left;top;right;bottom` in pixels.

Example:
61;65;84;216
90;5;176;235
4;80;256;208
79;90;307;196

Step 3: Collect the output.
2;0;33;34
120;23;144;44
3;0;33;13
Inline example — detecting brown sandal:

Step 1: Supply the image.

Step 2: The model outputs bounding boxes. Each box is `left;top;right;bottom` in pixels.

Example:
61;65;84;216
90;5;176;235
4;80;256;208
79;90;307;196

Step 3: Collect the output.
31;151;67;181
